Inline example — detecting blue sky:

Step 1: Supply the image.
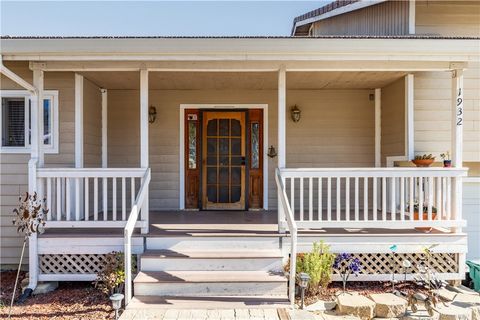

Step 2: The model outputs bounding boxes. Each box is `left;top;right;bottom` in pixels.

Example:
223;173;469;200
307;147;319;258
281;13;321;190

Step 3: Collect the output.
1;1;330;37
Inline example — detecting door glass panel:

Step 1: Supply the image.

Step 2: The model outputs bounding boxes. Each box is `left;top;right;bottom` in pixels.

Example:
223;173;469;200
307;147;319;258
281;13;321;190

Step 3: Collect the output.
219;167;229;185
219;138;229;154
231;138;241;155
207;185;217;202
188;121;197;169
207;138;216;154
251;122;259;169
219;186;229;203
231;119;241;136
219;119;229;136
207;119;217;136
231;186;241;202
207;167;217;184
231;167;241;184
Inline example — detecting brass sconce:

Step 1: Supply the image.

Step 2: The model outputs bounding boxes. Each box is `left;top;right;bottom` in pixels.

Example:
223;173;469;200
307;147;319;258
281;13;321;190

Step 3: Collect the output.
148;106;157;124
267;145;277;158
290;105;301;122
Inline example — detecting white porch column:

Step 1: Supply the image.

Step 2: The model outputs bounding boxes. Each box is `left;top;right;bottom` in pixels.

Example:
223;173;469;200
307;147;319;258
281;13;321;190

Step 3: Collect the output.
374;88;381;167
28;66;44;290
140;69;149;233
451;69;464;233
405;74;415;160
75;74;84;168
101;89;108;168
277;65;286;232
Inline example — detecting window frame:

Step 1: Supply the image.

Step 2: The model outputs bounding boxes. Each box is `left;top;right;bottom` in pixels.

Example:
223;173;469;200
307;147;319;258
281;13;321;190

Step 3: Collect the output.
0;90;59;154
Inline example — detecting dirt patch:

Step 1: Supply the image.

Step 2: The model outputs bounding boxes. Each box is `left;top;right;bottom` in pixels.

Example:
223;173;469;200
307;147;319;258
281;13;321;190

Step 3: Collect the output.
0;271;114;320
302;281;429;306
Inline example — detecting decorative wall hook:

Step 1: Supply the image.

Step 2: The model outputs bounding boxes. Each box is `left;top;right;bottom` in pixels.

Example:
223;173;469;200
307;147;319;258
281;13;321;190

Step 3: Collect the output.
267;145;277;158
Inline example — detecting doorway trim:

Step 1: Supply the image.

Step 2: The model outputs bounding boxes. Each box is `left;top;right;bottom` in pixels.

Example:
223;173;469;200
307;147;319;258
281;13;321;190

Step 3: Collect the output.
179;104;269;210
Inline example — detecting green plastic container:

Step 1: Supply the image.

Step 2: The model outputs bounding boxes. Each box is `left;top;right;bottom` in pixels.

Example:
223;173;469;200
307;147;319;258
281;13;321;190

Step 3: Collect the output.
466;260;480;291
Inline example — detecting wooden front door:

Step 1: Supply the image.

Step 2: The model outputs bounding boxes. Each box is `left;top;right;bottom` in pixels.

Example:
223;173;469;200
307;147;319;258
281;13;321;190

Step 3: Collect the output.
202;112;246;210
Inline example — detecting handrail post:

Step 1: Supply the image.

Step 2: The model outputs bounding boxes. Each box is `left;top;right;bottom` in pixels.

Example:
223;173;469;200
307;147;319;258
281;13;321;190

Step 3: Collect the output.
124;228;132;305
277;171;286;233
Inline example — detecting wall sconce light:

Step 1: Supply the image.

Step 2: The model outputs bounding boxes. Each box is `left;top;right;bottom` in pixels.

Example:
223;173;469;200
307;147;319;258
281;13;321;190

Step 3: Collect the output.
267;145;277;158
148;106;157;124
290;105;301;122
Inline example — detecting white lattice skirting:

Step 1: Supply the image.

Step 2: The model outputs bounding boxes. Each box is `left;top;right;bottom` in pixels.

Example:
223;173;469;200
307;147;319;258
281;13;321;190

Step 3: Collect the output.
40;254;109;274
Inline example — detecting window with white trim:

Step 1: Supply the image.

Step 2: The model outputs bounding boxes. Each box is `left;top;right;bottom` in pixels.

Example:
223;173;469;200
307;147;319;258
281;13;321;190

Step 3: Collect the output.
1;90;59;153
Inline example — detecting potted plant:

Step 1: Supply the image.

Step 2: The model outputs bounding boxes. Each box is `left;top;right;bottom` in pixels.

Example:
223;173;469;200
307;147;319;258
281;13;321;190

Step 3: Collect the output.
412;154;435;167
440;152;451;168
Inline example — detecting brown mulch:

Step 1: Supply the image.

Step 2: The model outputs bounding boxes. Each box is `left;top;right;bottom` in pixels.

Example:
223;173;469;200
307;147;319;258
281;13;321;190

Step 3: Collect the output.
0;271;114;320
303;281;429;305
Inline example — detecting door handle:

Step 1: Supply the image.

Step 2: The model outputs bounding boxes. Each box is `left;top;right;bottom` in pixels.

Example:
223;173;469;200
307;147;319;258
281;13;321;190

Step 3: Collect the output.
241;156;246;165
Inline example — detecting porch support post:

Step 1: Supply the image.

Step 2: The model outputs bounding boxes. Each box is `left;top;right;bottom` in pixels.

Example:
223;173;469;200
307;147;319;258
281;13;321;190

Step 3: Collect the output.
408;0;416;34
277;65;286;232
140;69;149;234
101;89;108;168
75;74;84;168
27;65;44;290
451;69;464;233
374;88;381;167
405;74;415;160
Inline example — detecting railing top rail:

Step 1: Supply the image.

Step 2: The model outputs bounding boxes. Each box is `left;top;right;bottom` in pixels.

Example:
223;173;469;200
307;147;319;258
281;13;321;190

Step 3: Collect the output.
279;167;468;178
124;168;151;237
275;168;297;233
37;167;147;178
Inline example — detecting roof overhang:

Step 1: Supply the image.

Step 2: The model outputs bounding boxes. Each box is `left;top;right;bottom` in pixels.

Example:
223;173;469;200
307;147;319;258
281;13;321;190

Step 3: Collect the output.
1;38;479;69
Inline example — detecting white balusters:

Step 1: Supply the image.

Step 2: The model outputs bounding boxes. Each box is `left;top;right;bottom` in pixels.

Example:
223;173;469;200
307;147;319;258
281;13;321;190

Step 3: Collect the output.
56;178;62;221
113;178;117;221
46;178;52;221
308;177;313;221
66;178;71;221
363;177;368;221
390;177;396;220
427;177;434;220
299;177;304;221
418;177;423;221
372;177;377;221
103;178;108;221
409;177;414;220
94;178;99;221
354;177;359;221
327;177;332;221
336;177;341;220
317;178;322;221
75;178;80;221
122;177;127;220
85;178;89;221
346;177;350;221
400;177;405;220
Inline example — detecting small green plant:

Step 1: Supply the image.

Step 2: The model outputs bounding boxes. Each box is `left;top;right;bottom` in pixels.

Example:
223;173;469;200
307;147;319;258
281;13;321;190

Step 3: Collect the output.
414;154;435;160
295;241;335;293
440;152;450;161
95;251;135;296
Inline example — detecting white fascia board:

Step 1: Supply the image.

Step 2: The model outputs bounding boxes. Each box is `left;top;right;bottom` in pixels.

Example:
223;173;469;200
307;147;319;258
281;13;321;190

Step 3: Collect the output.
294;0;387;30
1;38;479;62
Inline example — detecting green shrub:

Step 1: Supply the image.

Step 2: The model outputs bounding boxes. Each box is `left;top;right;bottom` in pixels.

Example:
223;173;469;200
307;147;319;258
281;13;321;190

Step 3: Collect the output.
296;241;335;293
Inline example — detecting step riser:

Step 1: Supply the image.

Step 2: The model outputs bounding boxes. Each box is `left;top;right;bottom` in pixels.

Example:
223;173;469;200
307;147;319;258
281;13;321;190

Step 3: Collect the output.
146;237;281;251
140;258;283;272
134;282;287;297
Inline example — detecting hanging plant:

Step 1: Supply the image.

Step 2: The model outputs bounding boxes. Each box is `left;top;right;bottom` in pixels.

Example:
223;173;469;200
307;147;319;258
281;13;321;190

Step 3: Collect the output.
9;192;47;318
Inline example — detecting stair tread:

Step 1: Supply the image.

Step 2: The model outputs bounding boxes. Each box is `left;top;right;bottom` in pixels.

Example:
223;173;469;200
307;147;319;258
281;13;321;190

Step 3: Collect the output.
141;249;283;259
127;295;289;309
134;271;287;284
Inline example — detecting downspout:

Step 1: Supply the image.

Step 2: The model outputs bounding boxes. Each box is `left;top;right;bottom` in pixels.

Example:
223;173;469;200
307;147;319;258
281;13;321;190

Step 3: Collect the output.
0;60;39;295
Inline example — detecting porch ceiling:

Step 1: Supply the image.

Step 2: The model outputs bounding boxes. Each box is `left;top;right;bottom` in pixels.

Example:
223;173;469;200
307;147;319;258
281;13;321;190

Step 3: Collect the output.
80;71;406;90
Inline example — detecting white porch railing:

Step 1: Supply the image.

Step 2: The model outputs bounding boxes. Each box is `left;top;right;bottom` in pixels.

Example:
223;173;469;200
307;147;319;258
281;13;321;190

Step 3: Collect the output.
274;169;297;305
277;167;468;231
124;168;151;305
37;168;148;229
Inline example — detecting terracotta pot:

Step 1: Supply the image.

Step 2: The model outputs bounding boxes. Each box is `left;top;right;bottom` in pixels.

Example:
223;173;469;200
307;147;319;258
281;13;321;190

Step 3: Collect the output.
413;211;437;232
412;159;435;167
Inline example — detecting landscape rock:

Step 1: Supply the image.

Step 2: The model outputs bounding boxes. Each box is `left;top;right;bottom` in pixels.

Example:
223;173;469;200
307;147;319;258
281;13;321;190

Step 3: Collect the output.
31;282;59;295
434;288;458;302
322;311;361;320
369;293;407;318
435;304;471;320
337;293;376;320
402;308;439;320
447;285;479;296
306;300;337;311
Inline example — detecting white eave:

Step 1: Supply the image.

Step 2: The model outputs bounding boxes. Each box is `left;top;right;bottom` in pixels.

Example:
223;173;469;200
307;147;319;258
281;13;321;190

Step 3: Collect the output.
1;37;479;63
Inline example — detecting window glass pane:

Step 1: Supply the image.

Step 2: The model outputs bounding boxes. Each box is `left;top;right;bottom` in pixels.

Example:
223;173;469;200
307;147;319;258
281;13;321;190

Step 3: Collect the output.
251;122;259;169
188;120;196;169
43;99;51;145
2;98;25;147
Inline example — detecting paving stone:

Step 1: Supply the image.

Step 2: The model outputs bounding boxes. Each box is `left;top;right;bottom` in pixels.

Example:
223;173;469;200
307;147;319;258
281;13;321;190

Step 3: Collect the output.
306;300;337;311
207;309;221;319
191;309;208;320
337;293;376;320
263;309;279;320
322;311;361;320
435;304;471;320
119;309;138;320
402;308;440;320
288;309;318;320
32;281;59;295
234;309;250;320
219;309;235;320
369;293;407;318
164;309;180;320
452;293;480;306
447;285;480;296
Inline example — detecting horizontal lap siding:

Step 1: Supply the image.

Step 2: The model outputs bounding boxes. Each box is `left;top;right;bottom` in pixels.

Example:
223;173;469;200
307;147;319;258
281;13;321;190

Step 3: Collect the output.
1;62;75;266
312;1;409;36
381;77;405;165
414;62;480;161
464;181;480;260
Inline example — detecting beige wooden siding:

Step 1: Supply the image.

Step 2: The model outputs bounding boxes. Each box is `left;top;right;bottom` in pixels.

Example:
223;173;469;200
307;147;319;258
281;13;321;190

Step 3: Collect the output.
312;1;409;36
83;79;102;167
381;77;405;165
1;62;75;265
108;89;374;210
414;62;480;162
464;180;480;260
415;1;480;37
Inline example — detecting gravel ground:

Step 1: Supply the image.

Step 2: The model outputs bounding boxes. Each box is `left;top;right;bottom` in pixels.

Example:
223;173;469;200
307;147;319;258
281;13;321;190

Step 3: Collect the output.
0;271;114;320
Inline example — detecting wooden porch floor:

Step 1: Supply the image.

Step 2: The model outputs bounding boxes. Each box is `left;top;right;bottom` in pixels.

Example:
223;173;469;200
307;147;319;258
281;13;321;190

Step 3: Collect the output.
41;210;456;237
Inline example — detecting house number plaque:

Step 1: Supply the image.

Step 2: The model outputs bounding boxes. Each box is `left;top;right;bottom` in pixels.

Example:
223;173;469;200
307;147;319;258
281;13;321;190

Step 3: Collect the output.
456;88;463;126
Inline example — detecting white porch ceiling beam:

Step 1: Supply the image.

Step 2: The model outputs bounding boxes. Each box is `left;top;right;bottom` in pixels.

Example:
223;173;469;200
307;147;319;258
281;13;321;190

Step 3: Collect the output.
0;62;35;92
16;61;469;72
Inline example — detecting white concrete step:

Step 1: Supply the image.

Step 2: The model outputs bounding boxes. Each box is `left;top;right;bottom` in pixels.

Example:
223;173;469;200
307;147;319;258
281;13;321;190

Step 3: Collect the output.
133;271;287;297
140;249;283;272
127;295;290;309
146;236;281;251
